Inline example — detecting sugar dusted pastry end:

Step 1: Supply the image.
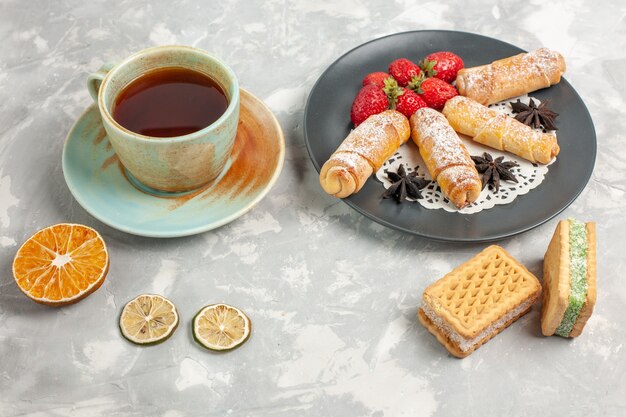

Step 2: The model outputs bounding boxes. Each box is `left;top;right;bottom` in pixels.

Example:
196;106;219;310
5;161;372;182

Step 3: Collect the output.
319;110;410;198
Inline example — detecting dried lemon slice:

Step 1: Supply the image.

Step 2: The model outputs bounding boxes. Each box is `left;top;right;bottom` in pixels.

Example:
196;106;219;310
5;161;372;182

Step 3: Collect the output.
192;304;251;351
120;294;179;345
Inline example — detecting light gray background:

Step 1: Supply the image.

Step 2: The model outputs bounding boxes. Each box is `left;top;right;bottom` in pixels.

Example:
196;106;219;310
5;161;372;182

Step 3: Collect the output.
1;1;625;416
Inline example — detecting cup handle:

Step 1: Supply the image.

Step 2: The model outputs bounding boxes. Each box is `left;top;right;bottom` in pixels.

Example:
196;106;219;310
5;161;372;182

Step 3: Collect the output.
87;62;116;102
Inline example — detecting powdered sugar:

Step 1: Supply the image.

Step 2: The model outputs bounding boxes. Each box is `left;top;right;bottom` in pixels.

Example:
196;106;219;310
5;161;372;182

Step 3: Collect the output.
412;108;473;173
458;48;564;105
339;111;406;165
332;151;367;167
442;165;479;187
530;48;563;78
376;95;555;213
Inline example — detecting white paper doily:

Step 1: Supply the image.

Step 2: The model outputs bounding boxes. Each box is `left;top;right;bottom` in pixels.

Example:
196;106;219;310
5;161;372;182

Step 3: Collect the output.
375;95;556;214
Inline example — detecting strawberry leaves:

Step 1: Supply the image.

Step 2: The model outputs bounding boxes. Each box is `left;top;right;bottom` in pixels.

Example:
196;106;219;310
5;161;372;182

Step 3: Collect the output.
383;77;404;110
407;74;425;94
418;59;438;78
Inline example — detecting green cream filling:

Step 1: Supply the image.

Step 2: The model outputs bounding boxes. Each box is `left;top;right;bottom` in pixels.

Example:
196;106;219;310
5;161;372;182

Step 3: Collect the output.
554;218;588;337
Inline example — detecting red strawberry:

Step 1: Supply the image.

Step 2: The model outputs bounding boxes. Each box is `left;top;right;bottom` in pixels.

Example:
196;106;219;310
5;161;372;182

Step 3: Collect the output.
419;51;464;83
383;78;426;118
396;88;428;118
350;84;389;126
388;58;422;87
409;76;458;111
362;72;393;89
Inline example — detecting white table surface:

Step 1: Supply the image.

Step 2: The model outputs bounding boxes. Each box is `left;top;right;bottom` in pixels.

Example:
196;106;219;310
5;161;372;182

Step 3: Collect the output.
1;1;625;416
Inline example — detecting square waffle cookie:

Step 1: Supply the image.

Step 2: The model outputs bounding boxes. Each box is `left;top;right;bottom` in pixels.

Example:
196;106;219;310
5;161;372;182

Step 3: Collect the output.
418;245;541;358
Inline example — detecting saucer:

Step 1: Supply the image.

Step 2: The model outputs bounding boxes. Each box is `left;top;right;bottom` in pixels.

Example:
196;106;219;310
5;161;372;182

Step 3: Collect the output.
62;89;285;238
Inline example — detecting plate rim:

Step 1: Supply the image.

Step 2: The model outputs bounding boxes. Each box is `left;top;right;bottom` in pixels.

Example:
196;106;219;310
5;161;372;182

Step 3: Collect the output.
303;29;597;242
62;88;285;238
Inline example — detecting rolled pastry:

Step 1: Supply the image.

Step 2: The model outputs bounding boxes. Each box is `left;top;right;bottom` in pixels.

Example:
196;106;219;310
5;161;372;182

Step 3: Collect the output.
442;96;559;164
456;48;566;105
410;108;482;208
320;110;410;198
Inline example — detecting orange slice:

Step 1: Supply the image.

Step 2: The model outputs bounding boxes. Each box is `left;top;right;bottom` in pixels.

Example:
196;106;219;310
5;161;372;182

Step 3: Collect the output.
12;223;109;306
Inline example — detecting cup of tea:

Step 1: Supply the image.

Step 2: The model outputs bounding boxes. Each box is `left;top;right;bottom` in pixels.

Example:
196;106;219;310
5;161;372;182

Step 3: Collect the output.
87;45;240;193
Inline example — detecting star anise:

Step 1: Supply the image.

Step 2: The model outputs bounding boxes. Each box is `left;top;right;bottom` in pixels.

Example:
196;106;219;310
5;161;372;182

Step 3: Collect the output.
510;98;559;130
382;164;430;203
471;152;518;193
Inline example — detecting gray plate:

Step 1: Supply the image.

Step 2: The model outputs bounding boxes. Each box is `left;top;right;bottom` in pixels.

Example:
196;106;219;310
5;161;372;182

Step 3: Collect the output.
303;30;596;242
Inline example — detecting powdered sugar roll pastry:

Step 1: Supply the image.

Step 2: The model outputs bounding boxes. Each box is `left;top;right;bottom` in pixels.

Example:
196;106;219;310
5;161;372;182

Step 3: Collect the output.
320;110;410;198
456;48;565;105
410;108;482;209
455;48;566;106
443;96;559;164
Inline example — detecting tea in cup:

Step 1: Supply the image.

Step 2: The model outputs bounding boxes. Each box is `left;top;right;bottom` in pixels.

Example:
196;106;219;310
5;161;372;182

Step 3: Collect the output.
87;45;240;193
